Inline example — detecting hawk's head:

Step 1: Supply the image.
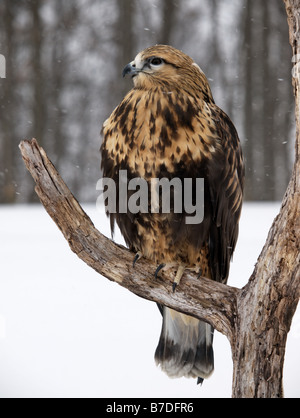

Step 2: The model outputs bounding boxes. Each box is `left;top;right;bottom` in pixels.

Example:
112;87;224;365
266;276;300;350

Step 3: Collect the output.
122;44;214;102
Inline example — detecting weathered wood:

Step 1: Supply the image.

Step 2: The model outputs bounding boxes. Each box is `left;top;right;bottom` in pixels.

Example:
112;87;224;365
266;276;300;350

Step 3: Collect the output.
232;185;300;397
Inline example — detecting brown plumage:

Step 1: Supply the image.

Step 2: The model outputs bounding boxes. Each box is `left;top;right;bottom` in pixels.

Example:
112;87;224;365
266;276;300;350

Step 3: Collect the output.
101;45;244;383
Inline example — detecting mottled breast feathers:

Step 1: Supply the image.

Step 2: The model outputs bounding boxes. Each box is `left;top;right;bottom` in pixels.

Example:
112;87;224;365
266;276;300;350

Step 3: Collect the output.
103;88;219;178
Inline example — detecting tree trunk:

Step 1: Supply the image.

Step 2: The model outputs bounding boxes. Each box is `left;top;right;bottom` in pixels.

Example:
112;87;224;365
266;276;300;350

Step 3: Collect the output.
231;194;299;397
241;0;255;200
18;0;299;398
114;0;136;99
158;0;177;45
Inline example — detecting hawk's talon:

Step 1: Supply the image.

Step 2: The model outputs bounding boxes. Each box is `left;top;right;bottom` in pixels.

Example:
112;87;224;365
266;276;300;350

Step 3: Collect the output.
172;264;186;292
154;263;166;279
197;377;204;386
133;251;143;267
197;269;203;279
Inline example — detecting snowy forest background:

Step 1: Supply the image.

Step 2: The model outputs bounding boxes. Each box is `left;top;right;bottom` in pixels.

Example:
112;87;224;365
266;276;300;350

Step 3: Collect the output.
0;0;295;205
0;1;299;398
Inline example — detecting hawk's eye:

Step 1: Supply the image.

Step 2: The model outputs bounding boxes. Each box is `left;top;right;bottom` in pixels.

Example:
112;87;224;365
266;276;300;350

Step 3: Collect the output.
149;57;164;67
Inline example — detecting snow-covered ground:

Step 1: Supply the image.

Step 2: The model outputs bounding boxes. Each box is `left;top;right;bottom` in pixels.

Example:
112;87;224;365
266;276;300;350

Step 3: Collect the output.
0;203;299;398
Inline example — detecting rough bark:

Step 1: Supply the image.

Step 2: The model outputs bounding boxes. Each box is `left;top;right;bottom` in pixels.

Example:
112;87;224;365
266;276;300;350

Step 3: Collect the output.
232;186;299;397
18;0;300;397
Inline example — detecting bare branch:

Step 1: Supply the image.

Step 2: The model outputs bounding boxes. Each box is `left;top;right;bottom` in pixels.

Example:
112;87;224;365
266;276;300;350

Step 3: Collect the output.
19;138;239;344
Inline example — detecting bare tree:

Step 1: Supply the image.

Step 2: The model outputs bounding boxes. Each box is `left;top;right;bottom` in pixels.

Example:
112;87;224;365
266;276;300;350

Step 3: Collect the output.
18;0;299;397
240;0;293;201
114;0;136;99
158;0;178;45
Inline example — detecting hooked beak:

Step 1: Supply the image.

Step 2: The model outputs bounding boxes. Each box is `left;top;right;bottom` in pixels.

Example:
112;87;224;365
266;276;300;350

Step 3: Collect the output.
122;62;140;78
